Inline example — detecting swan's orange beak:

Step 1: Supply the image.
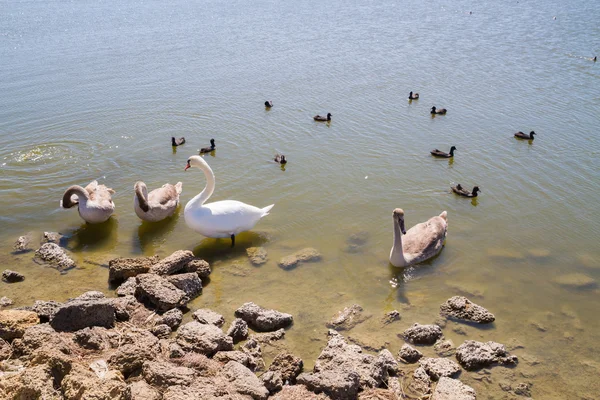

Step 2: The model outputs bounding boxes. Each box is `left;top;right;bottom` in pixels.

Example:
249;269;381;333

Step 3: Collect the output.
184;161;190;171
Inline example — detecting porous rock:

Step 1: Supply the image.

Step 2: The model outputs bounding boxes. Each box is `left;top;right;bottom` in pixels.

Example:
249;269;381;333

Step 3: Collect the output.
440;296;495;324
151;324;172;338
31;300;62;322
0;310;40;340
108;328;160;377
192;308;225;327
135;273;189;312
0;338;12;360
401;323;443;345
219;361;270;400
11;323;70;357
34;242;76;272
42;231;65;244
262;370;284;394
125;380;161;400
150;250;195;276
271;384;330;400
176;321;233;356
115;277;137;297
431;377;476;400
108;255;158;283
247;247;268;265
242;337;265;371
166;272;202;299
277;248;321;270
182;258;211;279
61;363;126;400
235;302;293;331
213;350;251;367
434;339;456;357
13;234;32;252
50;298;115;332
227;317;248;343
327;304;371;331
250;328;286;344
73;326;110;350
0;297;13;307
382;310;401;325
408;366;432;396
455;340;518;370
142;360;196;388
0;364;62;399
419;357;461;381
398;343;423;363
2;269;24;283
269;352;304;384
158;308;183;329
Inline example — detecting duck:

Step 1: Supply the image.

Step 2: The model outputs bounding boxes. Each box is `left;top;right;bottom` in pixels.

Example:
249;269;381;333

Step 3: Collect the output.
134;181;183;222
265;101;273;108
389;208;448;267
514;131;536;140
431;106;447;115
314;113;332;122
200;139;216;153
61;180;115;224
274;154;287;165
172;137;186;146
451;184;480;198
184;155;274;247
409;91;419;100
430;146;457;158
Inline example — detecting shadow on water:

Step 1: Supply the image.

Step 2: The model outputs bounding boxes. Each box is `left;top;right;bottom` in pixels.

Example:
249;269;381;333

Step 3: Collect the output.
64;218;118;252
134;210;181;254
191;231;270;265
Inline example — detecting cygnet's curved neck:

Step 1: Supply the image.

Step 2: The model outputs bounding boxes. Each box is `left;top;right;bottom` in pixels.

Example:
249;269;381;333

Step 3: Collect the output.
192;160;216;206
390;218;405;266
62;185;89;208
135;182;149;212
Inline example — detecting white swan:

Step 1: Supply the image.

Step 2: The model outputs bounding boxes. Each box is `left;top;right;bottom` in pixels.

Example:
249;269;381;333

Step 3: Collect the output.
134;181;183;222
389;208;448;267
184;155;274;246
61;180;115;224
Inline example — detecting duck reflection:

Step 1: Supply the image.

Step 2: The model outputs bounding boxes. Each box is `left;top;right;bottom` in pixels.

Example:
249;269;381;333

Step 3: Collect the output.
135;210;180;253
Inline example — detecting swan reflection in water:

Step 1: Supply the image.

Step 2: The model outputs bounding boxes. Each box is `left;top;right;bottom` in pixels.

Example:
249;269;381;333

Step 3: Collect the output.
65;217;119;253
136;210;180;253
191;231;271;264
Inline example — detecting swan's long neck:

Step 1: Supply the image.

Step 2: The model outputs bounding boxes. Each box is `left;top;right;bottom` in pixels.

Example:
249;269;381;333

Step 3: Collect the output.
135;183;149;212
62;185;89;208
192;161;216;206
391;218;406;265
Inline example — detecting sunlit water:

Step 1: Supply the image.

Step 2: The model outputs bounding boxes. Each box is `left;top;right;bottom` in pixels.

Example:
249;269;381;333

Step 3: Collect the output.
1;0;599;398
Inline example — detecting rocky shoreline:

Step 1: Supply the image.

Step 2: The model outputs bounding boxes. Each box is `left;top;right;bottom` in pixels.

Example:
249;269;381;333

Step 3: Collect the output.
0;234;528;399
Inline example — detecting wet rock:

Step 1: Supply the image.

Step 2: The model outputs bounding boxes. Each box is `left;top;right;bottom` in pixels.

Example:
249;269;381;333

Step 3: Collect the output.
0;310;40;340
73;326;110;350
108;255;158;283
13;234;32;252
125;380;161;400
434;339;456;357
166;272;202;299
0;297;14;307
0;364;62;399
192;308;225;327
408;366;432;396
151;324;172;338
34;242;76;272
219;360;270;400
250;328;286;344
214;350;251;367
455;340;518;371
42;231;65;244
431;377;476;400
269;351;304;384
278;248;321;270
382;310;401;325
176;321;233;356
31;300;62;322
150;250;196;276
401;323;443;345
115;277;137;296
61;363;126;400
513;382;532;397
552;273;597;289
135;273;189;312
235;302;293;331
50;298;115;332
419;357;461;381
182;258;211;279
271;385;330;400
158;308;183;329
297;330;390;399
2;269;24;283
227;317;248;343
108;329;160;377
398;343;423;363
347;335;388;352
262;370;283;394
242;337;265;371
440;296;495;324
247;247;268;265
327;304;371;331
142;360;196;388
452;325;468;336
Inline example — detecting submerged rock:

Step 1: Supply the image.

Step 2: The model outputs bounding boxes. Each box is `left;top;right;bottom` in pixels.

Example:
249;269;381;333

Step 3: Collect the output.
419;357;461;381
0;310;40;340
327;304;371;331
440;296;495;324
247;247;268;265
277;248;321;270
431;377;476;400
398;343;423;363
401;323;443;345
382;310;401;325
344;231;369;253
0;297;14;307
434;339;456;357
235;302;293;331
455;340;518;371
2;270;24;283
552;273;597;289
108;255;159;283
34;243;76;272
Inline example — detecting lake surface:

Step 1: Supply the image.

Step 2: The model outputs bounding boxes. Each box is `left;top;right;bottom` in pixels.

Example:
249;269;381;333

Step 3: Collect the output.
1;0;599;397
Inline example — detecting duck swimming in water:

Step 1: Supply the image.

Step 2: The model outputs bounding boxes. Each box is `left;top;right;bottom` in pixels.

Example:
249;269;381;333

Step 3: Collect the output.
172;137;186;146
274;154;287;165
409;91;419;100
430;146;457;158
200;139;216;153
314;113;332;122
514;131;536;140
265;101;273;108
431;106;447;115
451;184;480;198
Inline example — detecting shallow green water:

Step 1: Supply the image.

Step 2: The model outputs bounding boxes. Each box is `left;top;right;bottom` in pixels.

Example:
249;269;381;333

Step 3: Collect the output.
1;0;599;398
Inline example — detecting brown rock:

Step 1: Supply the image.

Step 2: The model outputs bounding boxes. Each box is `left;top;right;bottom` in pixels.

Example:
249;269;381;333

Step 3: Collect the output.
0;310;39;340
108;255;159;283
150;250;195;275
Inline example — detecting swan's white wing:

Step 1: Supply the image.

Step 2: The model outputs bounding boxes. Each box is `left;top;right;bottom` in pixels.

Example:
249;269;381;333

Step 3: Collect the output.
184;200;267;238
